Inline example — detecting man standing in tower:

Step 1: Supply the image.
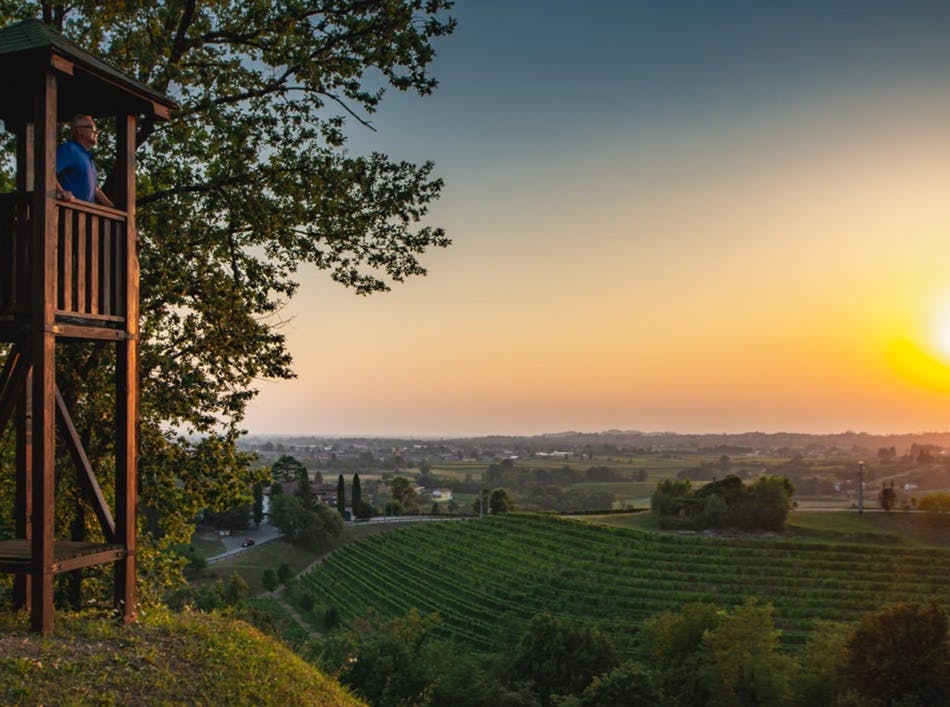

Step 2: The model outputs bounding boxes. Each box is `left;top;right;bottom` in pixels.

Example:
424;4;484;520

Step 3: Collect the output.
55;114;114;207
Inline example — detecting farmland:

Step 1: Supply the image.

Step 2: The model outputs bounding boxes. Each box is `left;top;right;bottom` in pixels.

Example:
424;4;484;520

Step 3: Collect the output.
298;512;950;654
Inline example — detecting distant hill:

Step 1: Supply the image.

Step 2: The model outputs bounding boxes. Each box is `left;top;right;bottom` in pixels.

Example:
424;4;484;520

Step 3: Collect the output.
0;609;363;706
242;429;950;455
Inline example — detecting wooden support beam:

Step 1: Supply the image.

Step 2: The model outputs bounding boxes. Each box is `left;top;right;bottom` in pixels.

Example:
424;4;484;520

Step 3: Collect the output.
13;367;32;611
16;123;34;192
55;385;116;542
114;113;138;622
29;67;58;636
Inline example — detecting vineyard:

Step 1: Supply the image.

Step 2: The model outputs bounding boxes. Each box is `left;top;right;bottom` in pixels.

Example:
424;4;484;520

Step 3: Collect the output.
298;513;950;654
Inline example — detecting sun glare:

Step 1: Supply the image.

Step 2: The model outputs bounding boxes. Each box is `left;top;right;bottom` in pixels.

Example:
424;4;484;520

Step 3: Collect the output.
889;338;950;392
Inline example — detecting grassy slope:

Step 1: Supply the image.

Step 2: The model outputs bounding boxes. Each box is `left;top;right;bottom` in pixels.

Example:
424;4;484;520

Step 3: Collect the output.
0;609;364;706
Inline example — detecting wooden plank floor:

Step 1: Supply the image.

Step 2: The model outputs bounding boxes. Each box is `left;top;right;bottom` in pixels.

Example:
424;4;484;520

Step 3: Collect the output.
0;539;124;574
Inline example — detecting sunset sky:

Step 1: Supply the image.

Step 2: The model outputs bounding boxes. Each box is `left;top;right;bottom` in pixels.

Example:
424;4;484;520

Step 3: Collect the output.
244;1;950;438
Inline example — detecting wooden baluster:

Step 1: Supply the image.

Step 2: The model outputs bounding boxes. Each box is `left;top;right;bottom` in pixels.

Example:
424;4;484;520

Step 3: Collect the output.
88;213;99;315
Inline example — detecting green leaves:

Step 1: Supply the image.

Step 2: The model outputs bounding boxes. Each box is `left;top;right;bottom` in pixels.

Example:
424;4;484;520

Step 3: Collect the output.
0;2;455;601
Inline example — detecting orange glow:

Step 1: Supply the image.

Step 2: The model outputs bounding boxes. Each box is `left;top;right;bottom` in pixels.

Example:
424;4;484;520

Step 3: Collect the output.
888;338;950;392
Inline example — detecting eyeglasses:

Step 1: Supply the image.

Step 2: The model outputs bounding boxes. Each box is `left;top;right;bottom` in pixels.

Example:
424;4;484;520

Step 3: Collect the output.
76;124;97;133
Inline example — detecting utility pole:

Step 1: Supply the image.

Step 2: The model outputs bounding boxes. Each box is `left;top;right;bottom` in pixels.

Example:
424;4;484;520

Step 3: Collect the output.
858;461;865;515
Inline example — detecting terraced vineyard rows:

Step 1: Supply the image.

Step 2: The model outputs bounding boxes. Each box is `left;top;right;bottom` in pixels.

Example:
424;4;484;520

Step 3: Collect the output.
299;513;950;653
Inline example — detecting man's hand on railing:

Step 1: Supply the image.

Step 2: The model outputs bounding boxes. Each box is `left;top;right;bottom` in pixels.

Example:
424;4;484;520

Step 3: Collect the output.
55;180;74;202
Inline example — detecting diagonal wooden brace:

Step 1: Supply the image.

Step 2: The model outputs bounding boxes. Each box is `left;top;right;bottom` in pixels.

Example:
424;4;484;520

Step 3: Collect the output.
0;345;29;435
55;385;116;542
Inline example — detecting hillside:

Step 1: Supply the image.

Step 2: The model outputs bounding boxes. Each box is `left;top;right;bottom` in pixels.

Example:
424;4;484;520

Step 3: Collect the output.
299;513;950;653
0;608;364;706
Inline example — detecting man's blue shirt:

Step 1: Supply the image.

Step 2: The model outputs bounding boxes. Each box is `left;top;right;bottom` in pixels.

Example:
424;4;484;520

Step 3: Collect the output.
56;140;97;202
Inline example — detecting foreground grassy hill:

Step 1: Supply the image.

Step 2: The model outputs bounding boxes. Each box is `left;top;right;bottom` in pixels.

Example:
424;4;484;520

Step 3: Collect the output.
0;608;363;706
299;512;950;654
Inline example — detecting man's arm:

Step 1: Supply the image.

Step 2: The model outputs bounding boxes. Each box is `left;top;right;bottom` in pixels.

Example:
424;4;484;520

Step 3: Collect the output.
94;186;115;208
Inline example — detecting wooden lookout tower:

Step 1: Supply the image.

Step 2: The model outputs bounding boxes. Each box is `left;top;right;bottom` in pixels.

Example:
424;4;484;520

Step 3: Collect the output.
0;19;176;633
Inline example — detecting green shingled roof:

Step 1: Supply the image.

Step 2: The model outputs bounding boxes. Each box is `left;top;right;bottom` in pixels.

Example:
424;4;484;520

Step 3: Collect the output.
0;18;176;114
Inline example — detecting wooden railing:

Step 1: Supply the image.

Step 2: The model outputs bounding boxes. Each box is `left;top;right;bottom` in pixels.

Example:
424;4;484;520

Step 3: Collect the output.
0;192;127;324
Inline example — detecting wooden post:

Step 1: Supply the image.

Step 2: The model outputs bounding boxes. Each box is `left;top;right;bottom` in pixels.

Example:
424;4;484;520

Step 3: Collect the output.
113;114;138;622
16;123;34;191
13;366;32;611
29;67;58;635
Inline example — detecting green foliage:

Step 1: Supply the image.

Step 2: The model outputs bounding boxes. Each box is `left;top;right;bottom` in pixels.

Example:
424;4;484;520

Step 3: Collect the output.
652;474;794;532
491;487;515;514
316;608;444;706
252;482;265;526
271;455;307;482
794;621;853;707
352;474;363;520
277;562;292;585
511;613;618;705
337;474;347;517
269;494;308;539
165;572;249;612
390;476;419;515
845;601;950;705
204;503;251;532
639;602;721;706
261;568;279;593
879;484;898;511
698;599;795;707
919;492;950;513
559;661;663;707
651;478;693;517
0;0;455;605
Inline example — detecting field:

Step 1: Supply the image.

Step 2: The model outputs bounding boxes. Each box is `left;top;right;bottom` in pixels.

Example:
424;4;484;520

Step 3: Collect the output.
297;512;950;655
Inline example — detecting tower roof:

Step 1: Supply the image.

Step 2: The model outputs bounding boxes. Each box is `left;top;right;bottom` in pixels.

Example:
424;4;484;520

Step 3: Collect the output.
0;18;177;129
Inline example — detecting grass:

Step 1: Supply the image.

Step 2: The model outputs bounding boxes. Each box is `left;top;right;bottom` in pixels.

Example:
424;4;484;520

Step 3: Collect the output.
189;532;227;558
191;519;433;595
786;510;950;547
193;540;322;594
0;608;364;706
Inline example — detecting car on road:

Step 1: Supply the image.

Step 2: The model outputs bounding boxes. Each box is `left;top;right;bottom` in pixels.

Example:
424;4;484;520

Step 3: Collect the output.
241;538;255;547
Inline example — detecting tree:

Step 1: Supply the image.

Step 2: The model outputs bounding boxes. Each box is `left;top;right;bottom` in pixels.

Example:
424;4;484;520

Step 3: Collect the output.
252;482;264;527
490;487;514;514
352;473;362;520
878;482;898;511
269;494;307;540
298;502;344;551
261;568;279;592
295;467;316;511
317;609;445;706
337;473;346;518
204;503;251;532
277;562;292;585
0;1;456;601
794;621;853;706
391;476;419;515
697;599;795;707
511;613;618;706
271;455;307;482
639;602;721;706
845;602;950;705
562;661;663;707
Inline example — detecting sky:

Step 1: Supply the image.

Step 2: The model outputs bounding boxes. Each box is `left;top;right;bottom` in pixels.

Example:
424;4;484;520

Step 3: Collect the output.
244;1;950;438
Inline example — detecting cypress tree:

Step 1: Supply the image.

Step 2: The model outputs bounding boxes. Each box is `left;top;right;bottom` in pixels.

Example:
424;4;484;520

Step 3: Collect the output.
352;473;362;520
337;474;346;518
